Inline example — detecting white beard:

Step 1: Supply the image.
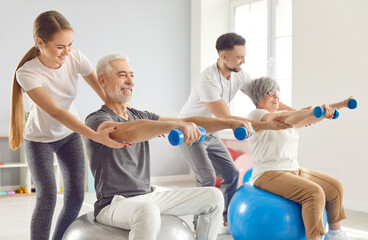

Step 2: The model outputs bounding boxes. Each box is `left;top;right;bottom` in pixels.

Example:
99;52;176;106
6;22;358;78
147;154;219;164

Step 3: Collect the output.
106;87;132;104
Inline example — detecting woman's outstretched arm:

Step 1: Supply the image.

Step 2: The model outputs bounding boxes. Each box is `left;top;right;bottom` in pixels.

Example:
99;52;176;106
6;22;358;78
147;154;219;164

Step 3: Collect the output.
261;96;355;128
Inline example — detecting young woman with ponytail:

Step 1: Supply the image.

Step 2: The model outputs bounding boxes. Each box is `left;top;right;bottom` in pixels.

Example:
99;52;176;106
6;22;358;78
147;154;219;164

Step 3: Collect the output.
9;11;129;240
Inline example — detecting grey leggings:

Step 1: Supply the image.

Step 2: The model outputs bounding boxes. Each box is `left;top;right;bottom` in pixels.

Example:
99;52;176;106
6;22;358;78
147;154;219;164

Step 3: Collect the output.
25;133;85;240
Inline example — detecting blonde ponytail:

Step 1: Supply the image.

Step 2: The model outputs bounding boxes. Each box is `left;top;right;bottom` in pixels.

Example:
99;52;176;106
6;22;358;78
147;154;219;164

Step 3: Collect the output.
10;11;72;150
9;46;39;150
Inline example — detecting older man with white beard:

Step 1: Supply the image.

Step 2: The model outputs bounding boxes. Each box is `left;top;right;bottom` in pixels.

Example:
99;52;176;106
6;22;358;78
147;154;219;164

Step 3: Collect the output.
84;53;253;240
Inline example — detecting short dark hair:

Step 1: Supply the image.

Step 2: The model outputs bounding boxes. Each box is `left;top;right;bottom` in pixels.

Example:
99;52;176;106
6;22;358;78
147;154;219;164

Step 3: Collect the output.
215;33;246;52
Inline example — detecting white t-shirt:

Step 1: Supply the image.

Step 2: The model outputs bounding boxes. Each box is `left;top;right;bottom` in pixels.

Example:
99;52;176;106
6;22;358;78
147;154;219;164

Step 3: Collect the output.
16;48;93;142
179;63;251;117
247;109;300;182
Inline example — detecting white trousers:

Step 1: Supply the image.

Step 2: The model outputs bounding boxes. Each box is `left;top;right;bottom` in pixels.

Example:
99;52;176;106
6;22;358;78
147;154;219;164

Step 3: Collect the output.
96;186;224;240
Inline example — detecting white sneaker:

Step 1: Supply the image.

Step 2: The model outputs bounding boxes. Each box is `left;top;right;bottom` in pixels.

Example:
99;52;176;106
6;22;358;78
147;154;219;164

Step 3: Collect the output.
324;229;349;240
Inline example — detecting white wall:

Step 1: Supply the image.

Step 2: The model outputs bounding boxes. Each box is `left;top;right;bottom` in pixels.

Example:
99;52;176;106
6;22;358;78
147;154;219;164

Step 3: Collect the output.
0;0;191;177
293;0;368;212
190;0;230;85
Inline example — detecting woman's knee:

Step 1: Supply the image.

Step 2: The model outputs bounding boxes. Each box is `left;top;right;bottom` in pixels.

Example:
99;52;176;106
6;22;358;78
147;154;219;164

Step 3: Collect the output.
308;185;326;206
320;178;344;206
64;193;84;211
329;178;344;199
64;186;85;204
36;190;57;209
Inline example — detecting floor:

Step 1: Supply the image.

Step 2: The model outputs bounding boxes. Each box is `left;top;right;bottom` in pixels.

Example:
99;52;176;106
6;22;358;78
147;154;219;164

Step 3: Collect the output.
1;180;368;240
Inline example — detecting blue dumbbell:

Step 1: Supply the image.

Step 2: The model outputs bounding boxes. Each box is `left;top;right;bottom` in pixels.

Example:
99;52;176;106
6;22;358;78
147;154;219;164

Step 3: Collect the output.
168;126;206;146
347;99;357;109
234;126;253;141
313;106;339;119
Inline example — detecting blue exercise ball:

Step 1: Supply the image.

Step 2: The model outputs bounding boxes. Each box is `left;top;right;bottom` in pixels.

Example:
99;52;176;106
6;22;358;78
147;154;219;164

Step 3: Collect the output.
243;168;253;183
228;183;326;240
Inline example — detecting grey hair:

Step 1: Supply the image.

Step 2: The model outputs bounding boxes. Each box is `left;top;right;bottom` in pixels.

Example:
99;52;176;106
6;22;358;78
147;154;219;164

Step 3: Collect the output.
245;77;280;107
96;53;129;76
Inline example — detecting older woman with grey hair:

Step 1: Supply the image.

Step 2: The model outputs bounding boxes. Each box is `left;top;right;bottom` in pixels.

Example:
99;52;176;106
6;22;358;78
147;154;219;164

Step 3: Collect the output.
245;77;353;240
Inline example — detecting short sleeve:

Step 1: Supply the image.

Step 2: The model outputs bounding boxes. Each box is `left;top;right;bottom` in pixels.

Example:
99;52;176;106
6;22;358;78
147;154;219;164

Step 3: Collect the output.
73;48;94;77
198;71;222;103
141;111;160;121
85;111;113;131
16;67;42;92
128;108;160;121
247;109;269;121
239;71;252;95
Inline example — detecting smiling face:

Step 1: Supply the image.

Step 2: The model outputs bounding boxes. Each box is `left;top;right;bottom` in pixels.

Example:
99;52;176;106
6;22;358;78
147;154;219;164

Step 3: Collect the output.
101;59;135;104
221;45;246;72
257;90;280;112
36;30;73;69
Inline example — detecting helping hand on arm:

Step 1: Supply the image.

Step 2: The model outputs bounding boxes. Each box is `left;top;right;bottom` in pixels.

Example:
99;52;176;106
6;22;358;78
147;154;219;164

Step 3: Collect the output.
26;87;128;148
98;119;202;146
204;99;292;132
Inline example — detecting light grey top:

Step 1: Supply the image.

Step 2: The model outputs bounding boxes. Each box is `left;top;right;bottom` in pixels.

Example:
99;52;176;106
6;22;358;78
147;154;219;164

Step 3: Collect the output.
179;63;251;118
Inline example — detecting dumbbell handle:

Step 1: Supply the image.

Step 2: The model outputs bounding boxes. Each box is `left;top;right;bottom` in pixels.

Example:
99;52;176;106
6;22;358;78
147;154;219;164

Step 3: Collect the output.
168;126;206;146
313;106;339;119
234;126;253;141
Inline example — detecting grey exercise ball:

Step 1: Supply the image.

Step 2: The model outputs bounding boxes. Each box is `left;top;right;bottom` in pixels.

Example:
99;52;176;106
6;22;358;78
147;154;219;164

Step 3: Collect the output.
62;212;195;240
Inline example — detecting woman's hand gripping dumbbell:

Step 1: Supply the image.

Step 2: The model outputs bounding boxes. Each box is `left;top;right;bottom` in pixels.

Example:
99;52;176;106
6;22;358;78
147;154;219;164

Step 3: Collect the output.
313;98;357;119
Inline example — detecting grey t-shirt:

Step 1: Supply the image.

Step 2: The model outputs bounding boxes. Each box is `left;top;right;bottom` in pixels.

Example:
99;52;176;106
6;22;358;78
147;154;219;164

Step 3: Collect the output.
85;105;160;217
